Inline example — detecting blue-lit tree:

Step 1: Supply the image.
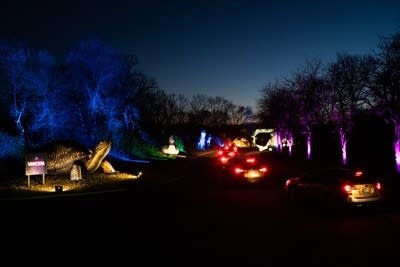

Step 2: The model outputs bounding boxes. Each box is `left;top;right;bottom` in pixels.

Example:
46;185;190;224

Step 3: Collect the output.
105;60;169;158
0;42;31;136
3;45;84;147
64;37;127;146
21;50;65;146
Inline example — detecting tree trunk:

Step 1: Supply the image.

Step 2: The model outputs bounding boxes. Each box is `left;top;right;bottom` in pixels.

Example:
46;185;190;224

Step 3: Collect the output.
393;124;400;173
307;132;312;160
339;128;347;166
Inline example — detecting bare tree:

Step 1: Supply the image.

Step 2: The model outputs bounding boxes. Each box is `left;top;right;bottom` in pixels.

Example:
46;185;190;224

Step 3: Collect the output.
0;42;61;145
0;43;30;136
188;94;247;128
206;96;233;126
123;71;160;129
165;93;189;125
228;105;253;125
290;59;328;159
188;94;212;127
325;53;377;165
64;37;127;145
257;81;300;154
371;32;400;172
22;50;65;145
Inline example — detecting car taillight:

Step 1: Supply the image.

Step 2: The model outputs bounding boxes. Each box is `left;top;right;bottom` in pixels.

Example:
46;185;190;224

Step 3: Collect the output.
342;184;352;193
375;182;382;190
228;152;235;156
220;157;228;163
259;166;267;172
354;170;363;177
234;167;244;174
217;150;223;155
246;158;255;163
285;179;292;187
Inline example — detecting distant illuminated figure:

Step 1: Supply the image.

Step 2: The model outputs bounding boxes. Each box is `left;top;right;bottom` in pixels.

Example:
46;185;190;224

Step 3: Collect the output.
214;137;224;148
162;135;179;155
197;130;207;150
233;137;250;148
206;134;212;148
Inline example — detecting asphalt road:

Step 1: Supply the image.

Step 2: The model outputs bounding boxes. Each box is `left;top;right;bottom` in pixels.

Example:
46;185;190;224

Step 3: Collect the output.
2;151;400;266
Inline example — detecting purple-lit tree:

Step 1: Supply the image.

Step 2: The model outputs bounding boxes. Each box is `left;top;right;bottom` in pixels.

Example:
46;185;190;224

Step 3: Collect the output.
290;59;327;159
257;82;300;155
370;32;400;172
325;53;377;166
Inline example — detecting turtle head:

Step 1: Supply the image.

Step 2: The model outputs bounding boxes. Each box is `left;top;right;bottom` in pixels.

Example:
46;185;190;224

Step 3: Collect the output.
86;140;112;173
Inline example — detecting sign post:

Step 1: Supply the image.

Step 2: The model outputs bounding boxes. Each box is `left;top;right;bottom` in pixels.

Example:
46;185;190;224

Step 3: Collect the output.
25;153;48;186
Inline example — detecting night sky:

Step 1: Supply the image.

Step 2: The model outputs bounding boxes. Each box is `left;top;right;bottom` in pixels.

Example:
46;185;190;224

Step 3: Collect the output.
1;0;400;110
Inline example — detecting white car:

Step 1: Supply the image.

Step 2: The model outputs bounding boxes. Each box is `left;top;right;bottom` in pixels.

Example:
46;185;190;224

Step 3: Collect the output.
285;168;384;208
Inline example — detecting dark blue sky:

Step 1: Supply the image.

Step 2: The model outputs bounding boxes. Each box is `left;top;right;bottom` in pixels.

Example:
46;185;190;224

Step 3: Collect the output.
1;0;400;110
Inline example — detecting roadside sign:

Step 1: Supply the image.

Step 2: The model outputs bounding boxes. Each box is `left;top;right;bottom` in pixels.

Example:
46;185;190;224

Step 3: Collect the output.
25;153;48;186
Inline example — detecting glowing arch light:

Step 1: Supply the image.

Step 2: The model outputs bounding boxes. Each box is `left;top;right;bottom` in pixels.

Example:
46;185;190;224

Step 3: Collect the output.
251;129;276;152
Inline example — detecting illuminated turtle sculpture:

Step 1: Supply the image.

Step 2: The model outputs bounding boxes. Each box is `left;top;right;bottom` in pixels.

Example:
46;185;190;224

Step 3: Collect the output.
44;140;116;180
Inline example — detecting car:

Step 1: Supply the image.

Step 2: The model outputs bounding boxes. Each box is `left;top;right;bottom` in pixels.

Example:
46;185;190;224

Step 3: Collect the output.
219;155;270;185
215;143;239;165
284;167;384;208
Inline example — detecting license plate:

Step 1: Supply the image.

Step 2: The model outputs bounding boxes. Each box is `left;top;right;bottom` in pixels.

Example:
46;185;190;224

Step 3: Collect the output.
354;186;375;196
244;170;262;178
362;187;375;195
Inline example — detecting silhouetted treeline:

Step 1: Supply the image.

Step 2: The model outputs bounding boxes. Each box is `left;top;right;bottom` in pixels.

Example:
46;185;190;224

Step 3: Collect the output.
0;37;253;159
256;30;400;172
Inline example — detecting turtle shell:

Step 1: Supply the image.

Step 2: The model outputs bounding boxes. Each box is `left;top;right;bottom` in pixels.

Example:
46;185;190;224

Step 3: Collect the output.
44;140;92;174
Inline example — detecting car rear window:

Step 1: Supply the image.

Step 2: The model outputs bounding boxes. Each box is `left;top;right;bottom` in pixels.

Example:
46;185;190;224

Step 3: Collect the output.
312;168;377;182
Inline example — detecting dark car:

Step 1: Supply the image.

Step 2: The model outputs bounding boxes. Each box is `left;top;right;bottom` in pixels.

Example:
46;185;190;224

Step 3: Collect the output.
284;167;384;208
219;155;270;185
214;143;239;166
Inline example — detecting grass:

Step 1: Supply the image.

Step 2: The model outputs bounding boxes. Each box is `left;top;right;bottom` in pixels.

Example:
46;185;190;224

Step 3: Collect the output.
0;172;142;198
0;157;145;198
